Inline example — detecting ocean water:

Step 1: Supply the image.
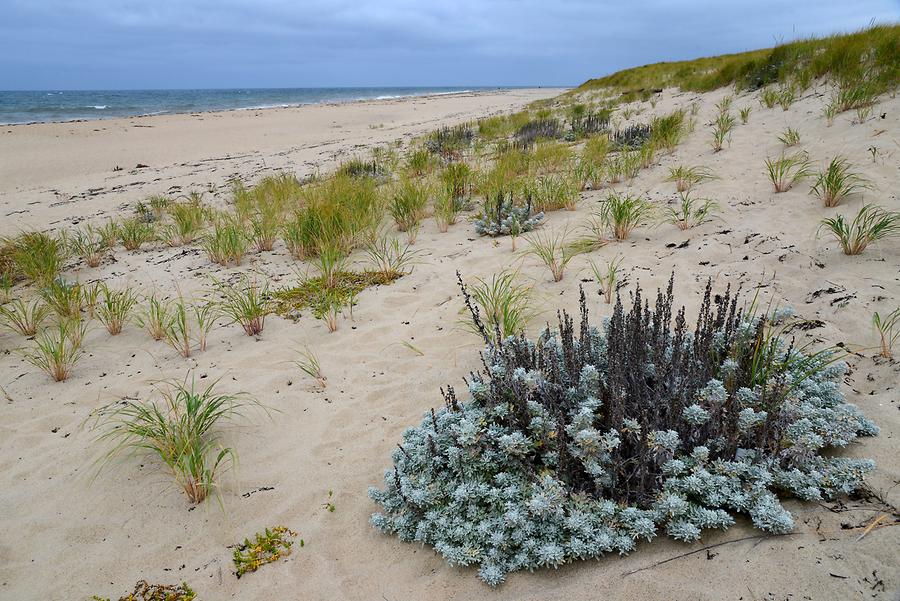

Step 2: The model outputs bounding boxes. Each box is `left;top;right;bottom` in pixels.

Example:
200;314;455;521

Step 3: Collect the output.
0;87;498;125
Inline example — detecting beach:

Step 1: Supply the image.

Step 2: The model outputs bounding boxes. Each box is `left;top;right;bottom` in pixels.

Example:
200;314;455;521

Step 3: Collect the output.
1;82;898;601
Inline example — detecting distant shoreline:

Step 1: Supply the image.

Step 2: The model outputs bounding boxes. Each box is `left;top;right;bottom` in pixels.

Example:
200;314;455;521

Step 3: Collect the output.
0;87;544;127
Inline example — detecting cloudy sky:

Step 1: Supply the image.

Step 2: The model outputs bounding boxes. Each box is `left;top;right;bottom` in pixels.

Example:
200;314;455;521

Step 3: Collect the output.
1;0;897;90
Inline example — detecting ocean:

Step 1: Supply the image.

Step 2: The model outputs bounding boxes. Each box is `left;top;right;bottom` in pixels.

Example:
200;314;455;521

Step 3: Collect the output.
0;87;499;125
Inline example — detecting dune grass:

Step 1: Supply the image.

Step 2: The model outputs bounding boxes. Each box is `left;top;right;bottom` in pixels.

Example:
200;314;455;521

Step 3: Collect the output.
873;308;900;359
459;271;534;344
137;294;172;341
523;228;576;282
666;165;716;193
118;218;156;251
211;276;271;337
575;24;899;96
97;284;139;335
8;231;66;287
601;191;656;240
40;279;83;320
765;152;813;193
589;254;624;304
819;204;900;255
777;127;801;147
666;192;719;230
21;319;86;382
0;298;50;336
93;376;256;504
810;157;873;207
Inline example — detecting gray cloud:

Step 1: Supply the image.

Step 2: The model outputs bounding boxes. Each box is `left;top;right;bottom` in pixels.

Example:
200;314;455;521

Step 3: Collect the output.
1;0;897;89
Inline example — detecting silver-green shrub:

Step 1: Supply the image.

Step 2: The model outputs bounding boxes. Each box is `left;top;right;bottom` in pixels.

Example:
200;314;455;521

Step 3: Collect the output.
370;279;876;585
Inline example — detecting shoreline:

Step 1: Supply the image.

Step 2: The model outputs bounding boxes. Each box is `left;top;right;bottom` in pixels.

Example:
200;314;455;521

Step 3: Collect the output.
0;87;564;233
0;87;545;127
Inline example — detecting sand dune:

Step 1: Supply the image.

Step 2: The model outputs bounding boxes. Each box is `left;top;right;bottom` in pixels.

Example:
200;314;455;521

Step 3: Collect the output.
0;84;898;601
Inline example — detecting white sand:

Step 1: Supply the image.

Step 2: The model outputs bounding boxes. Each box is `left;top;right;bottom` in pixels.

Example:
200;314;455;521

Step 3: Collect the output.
0;86;897;601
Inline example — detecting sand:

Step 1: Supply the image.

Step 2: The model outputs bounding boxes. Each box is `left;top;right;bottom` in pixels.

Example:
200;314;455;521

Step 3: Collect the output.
0;86;898;601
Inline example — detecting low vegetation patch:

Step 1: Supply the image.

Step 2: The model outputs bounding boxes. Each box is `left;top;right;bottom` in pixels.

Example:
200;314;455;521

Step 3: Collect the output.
370;278;877;586
233;526;301;578
271;270;401;320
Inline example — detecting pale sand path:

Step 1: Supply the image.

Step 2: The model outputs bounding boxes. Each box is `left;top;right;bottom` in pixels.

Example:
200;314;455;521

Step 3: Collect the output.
0;86;898;600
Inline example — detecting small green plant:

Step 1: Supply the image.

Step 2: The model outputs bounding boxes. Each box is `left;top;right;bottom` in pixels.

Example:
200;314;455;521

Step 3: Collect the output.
92;580;197;601
433;189;463;232
10;231;65;286
819;204;900;255
118;218;156;251
365;236;420;279
666;192;719;230
822;101;838;126
778;85;796;111
323;490;336;512
601;191;656;240
70;225;106;268
0;298;50;336
710;111;735;152
203;216;248;266
765;152;812;193
20;319;85;382
526;175;579;212
739;106;752;124
872;308;900;359
777;127;801;147
81;281;102;319
389;178;430;232
212;276;270;336
292;346;326;388
138;294;172;341
40;279;82;319
523;228;576;282
97;284;139;335
233;526;299;578
810;157;873;207
94;376;256;504
166;201;206;246
666;165;716;193
589;254;623;304
440;162;473;199
760;87;779;109
147;195;172;220
164;298;218;358
460;271;534;344
97;219;120;250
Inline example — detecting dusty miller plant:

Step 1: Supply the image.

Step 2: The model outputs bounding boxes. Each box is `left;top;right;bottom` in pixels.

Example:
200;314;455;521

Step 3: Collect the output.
369;276;877;586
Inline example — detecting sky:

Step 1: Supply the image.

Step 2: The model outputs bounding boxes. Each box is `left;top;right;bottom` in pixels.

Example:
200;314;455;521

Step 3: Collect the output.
1;0;898;90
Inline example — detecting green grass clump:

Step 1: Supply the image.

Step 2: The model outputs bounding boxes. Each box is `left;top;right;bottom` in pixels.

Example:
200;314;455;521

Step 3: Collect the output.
203;215;249;266
810;157;873;207
523;228;576;282
666;192;719;230
777;126;801;147
440;162;473;200
525;174;579;212
389;178;430;233
70;224;106;268
0;298;50;336
97;284;139;335
765;152;813;193
233;526;300;578
649;109;686;153
165;199;207;246
20;319;86;382
459;270;534;344
819;204;900;255
710;111;735;152
118;218;156;251
94;376;255;504
666;165;716;193
8;231;66;287
212;276;270;336
601;191;656;240
873;308;900;359
40;278;83;320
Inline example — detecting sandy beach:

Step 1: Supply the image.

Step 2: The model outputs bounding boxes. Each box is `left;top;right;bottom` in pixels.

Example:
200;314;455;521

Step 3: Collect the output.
0;81;898;601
